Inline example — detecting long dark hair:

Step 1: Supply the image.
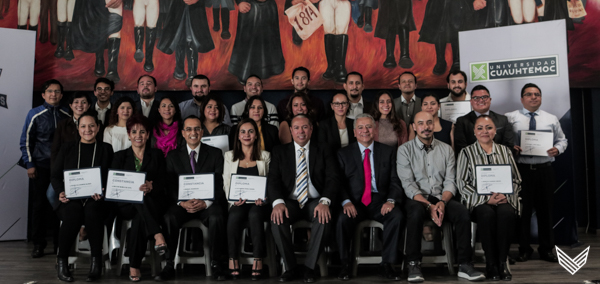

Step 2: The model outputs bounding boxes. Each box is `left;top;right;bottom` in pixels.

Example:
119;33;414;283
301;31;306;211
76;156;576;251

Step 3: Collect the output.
285;92;314;122
199;94;225;124
370;90;405;135
242;96;268;122
107;96;136;127
152;95;182;130
232;118;263;162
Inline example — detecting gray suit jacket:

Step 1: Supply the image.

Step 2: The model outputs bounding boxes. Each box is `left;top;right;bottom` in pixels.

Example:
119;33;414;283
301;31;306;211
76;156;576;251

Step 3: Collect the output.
394;95;422;126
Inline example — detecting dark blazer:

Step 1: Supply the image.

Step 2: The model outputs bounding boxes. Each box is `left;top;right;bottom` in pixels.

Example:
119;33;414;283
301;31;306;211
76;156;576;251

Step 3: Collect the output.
267;142;340;204
393;96;422;125
111;147;168;202
454;110;515;156
317;116;357;152
52;118;78;162
229;121;280;152
135;98;160;124
337;142;404;205
165;143;225;206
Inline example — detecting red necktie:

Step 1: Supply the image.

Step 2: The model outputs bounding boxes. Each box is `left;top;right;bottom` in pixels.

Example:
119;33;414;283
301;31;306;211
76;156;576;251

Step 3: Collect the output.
362;148;372;206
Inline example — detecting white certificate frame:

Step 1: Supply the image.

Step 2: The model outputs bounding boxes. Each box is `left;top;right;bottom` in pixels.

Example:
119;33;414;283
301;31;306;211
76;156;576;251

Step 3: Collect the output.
105;169;146;204
178;173;215;201
440;101;472;123
63;167;103;199
519;130;554;157
201;135;229;156
228;174;267;203
475;164;513;195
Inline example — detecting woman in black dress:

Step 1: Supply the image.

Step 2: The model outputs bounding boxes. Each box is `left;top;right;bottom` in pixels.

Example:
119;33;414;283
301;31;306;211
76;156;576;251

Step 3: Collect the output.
408;94;454;148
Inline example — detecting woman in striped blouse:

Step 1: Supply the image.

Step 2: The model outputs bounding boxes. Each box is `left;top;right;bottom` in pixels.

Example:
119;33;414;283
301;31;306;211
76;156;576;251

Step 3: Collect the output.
457;115;521;281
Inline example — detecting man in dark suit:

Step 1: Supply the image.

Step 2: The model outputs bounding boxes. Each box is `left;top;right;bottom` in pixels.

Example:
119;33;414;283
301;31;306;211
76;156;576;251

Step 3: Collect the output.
344;72;372;119
156;115;227;281
336;113;404;281
135;75;160;123
393;71;422;126
454;85;515;156
269;114;340;283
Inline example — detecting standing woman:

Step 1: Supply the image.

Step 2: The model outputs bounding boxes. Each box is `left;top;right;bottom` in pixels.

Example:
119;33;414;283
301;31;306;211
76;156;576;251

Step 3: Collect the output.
457;115;521;281
104;96;136;152
223;118;271;280
371;90;408;147
279;93;315;144
408;94;454;148
151;95;183;157
111;115;168;281
200;94;231;136
239;96;280;152
52;92;91;161
317;91;356;152
52;112;114;282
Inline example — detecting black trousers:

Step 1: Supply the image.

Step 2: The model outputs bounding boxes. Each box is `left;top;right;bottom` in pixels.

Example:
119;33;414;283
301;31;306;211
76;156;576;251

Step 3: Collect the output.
336;198;404;264
117;194;165;269
227;203;270;258
518;164;555;254
57;198;105;258
271;199;330;270
405;198;472;263
472;203;516;265
30;167;59;248
163;203;226;262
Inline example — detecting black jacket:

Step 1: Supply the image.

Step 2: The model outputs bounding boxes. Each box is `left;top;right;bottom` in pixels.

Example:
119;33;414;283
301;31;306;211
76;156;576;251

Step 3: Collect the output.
111;147;169;204
454;110;515;156
317;116;356;152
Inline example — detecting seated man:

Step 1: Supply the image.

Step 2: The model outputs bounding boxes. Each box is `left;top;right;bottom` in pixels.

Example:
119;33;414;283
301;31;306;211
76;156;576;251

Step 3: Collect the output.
269;114;340;283
397;111;484;283
336;113;404;281
157;115;227;281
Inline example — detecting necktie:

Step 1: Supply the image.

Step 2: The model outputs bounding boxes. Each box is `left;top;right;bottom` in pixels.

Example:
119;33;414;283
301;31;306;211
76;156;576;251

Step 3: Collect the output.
295;148;308;209
528;112;537;130
362;148;372;206
190;150;196;174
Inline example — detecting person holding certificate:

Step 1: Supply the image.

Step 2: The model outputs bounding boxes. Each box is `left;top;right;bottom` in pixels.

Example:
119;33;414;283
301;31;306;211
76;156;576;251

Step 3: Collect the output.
201;94;231;136
317;91;357;152
279;93;316;144
51;112;114;282
238;96;280;152
111;115;168;282
151;95;183;157
104;96;138;152
370;91;408;148
456;115;521;281
408;94;454;148
505;83;568;263
223;118;271;280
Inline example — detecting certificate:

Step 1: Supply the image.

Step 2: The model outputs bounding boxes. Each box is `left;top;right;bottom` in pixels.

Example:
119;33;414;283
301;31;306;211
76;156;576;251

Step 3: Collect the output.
440;101;472;123
105;170;146;203
475;165;513;195
201;135;229;156
228;175;267;202
64;167;103;199
178;173;215;201
520;130;554;157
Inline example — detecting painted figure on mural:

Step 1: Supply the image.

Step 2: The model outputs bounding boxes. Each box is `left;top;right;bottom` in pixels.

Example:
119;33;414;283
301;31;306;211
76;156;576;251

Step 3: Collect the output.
0;0;10;20
508;0;537;24
39;0;57;44
157;0;215;87
374;0;415;69
228;0;285;84
17;0;40;34
474;0;511;28
355;0;377;32
206;0;235;39
71;0;124;82
419;0;477;75
542;0;575;30
156;0;172;38
131;0;159;72
320;0;350;83
54;0;75;60
284;0;311;46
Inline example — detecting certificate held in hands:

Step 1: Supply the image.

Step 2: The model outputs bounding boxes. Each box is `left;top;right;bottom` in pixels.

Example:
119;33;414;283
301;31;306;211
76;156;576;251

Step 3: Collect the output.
440;101;472;123
228;174;267;203
105;170;146;203
475;165;513;195
201;135;229;156
178;173;215;201
520;130;554;157
64;167;103;199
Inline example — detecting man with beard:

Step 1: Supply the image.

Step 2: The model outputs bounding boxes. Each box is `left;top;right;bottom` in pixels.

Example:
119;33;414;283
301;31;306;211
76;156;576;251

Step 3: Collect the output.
179;75;232;125
344;72;371;119
374;0;415;68
230;75;279;127
440;70;471;103
135;75;161;123
394;72;421;125
93;77;115;126
276;67;326;122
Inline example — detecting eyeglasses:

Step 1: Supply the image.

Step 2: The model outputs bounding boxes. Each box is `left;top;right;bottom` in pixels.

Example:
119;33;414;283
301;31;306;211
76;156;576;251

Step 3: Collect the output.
95;87;111;92
45;89;62;94
331;102;349;108
183;127;202;132
523;92;541;98
471;96;490;102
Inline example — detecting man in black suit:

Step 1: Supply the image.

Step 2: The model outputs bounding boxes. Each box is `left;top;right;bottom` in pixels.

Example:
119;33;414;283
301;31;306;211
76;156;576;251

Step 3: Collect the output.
135;75;160;123
269;114;340;283
156;115;227;281
454;85;515;156
336;113;404;281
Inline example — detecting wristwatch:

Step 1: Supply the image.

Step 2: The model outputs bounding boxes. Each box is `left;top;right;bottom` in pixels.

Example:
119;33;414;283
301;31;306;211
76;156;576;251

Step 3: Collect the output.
387;199;395;205
441;200;447;206
319;199;331;206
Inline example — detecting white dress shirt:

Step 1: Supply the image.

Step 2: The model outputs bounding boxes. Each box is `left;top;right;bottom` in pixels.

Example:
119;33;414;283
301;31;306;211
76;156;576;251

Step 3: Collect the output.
185;143;213;208
439;92;471;102
95;102;111;125
140;98;154;118
347;96;365;119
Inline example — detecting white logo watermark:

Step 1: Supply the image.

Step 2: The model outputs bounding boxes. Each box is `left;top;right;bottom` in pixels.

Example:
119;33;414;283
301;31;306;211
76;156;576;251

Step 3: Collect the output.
556;245;590;275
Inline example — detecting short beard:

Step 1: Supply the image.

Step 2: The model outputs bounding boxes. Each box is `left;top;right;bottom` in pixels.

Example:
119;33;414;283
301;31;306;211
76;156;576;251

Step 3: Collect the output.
193;95;203;102
450;88;465;97
140;92;154;100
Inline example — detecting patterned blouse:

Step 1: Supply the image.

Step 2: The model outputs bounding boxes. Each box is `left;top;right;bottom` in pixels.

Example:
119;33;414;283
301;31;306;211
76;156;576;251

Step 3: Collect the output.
456;141;522;214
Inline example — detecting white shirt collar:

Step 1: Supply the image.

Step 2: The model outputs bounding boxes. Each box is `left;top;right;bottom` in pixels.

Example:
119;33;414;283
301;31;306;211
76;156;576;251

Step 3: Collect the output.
140;98;154;108
358;142;374;154
95;102;111;111
475;110;490;117
352;96;364;106
521;108;540;115
186;143;201;159
294;141;311;154
401;94;415;104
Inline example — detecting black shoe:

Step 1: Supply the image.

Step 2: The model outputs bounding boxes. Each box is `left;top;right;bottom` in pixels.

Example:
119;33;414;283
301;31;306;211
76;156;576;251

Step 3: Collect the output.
212;261;227;281
105;37;121;83
144;27;156;72
229;258;240;280
85;256;102;282
56;257;74;282
251;258;263;281
221;30;231;40
379;263;401;281
64;23;74;61
539;252;558;262
457;263;485;281
399;56;414;69
383;55;396;68
333;34;348;84
304;267;316;283
486;263;500;281
432;61;447;76
407;261;424;283
508;255;516;265
499;262;512;281
31;245;45;258
516;250;532;262
338;262;350;280
94;52;105;77
155;263;175;281
133;26;144;63
279;270;295;282
322;34;335;80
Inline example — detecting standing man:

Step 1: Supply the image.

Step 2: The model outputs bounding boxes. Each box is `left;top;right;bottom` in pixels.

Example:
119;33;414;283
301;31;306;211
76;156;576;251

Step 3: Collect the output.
269;114;340;282
506;83;567;263
157;115;227;281
93;77;114;126
20;79;70;258
179;75;232;125
230;75;279;127
344;72;370;119
276;67;326;122
336;114;404;281
454;85;514;156
440;70;471;103
394;71;421;126
135;75;160;123
397;111;485;283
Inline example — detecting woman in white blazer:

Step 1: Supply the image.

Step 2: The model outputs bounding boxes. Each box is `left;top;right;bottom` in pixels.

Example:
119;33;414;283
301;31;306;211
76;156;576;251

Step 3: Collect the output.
223;118;271;280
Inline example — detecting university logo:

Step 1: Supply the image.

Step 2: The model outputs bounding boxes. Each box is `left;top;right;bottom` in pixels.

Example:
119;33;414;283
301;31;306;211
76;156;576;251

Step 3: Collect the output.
556;245;590;275
469;55;559;82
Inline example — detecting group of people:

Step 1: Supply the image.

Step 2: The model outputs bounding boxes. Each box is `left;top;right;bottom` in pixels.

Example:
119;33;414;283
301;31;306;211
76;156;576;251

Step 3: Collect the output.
20;67;567;283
